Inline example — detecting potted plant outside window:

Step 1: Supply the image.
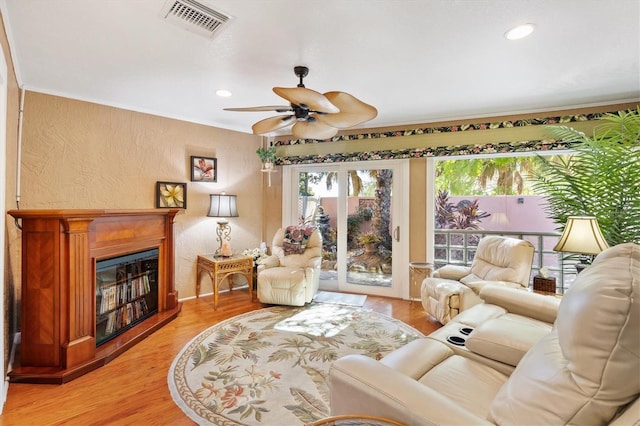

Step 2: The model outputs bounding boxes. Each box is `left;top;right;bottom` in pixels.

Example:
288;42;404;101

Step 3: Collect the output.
358;233;382;253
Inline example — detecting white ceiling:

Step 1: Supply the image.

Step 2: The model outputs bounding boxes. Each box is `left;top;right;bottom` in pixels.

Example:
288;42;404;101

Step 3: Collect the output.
3;0;639;137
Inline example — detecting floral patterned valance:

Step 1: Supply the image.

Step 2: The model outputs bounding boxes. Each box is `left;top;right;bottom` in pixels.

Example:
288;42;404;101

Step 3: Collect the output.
279;139;576;165
274;110;619;165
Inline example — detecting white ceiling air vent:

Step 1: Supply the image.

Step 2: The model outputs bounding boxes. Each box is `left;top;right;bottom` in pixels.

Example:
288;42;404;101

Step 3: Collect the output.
161;0;232;39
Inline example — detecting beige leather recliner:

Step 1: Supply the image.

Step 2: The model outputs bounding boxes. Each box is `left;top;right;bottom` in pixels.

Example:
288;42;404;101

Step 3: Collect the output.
329;243;640;425
422;235;535;324
426;284;561;375
257;226;322;306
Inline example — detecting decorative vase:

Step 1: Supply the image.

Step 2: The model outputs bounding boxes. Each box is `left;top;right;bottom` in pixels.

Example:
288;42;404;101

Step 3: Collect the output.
221;241;233;257
262;161;274;170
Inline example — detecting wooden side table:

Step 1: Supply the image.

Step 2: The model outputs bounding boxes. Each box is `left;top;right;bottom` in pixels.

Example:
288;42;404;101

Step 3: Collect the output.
196;254;254;310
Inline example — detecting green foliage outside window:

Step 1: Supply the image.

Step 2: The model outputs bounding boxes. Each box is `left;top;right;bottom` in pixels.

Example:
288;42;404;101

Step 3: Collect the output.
436;156;547;196
435;190;491;229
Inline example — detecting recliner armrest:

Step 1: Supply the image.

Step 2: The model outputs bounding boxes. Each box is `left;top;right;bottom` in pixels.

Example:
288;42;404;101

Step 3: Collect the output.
434;264;472;280
480;285;560;324
257;255;280;271
460;277;524;293
306;256;322;269
330;355;492;426
465;316;552;366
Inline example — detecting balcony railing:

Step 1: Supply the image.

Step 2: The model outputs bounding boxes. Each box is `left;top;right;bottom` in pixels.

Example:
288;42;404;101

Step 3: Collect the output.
434;229;577;294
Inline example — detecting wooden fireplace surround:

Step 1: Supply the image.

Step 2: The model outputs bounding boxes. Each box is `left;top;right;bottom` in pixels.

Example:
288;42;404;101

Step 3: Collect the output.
7;209;182;384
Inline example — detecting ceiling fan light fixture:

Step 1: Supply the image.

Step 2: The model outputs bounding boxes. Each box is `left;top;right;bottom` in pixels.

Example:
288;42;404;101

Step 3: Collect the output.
504;23;536;40
216;89;232;97
225;66;377;140
251;115;295;135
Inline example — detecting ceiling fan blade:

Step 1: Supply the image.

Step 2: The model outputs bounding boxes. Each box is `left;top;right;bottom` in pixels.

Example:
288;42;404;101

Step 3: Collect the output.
316;92;378;128
291;120;339;140
251;115;295;135
224;105;292;112
273;87;340;114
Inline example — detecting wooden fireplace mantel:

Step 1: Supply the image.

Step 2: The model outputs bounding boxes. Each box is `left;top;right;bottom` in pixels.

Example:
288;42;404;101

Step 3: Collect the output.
7;209;182;384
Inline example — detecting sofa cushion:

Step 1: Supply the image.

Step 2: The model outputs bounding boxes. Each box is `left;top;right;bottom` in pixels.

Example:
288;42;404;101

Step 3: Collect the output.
257;267;308;306
380;338;453;379
419;355;508;418
488;243;640;425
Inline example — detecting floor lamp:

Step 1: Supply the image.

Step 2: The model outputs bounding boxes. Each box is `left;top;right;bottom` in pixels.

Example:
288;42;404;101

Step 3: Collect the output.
553;216;609;273
207;193;239;257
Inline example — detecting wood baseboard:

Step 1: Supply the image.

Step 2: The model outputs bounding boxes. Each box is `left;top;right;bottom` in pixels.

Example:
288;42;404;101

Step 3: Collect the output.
8;303;182;384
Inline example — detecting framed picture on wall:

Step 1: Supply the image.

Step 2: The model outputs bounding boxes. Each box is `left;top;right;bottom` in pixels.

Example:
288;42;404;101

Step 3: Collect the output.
156;181;187;209
190;156;217;182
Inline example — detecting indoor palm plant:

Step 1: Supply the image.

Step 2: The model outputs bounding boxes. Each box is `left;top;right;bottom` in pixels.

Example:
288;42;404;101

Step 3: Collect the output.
532;108;640;246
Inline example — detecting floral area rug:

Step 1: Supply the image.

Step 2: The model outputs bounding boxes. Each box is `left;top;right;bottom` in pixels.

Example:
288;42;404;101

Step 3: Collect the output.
312;291;367;307
168;304;424;425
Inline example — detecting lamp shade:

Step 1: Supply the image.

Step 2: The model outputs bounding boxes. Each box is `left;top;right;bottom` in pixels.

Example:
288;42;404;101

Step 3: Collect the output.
553;216;609;255
207;194;238;218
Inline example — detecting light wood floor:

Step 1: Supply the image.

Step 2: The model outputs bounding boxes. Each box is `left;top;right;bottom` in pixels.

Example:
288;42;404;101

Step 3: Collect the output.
0;290;441;425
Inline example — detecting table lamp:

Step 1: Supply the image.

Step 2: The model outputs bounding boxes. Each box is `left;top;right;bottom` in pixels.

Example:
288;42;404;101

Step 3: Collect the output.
553;216;609;273
207;193;238;257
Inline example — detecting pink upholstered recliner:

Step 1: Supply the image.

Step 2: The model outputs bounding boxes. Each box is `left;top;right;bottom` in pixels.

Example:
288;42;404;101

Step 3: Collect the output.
257;226;322;306
422;235;535;324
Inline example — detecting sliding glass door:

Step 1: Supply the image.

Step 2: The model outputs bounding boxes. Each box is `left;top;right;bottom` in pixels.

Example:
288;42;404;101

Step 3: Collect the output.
283;160;408;298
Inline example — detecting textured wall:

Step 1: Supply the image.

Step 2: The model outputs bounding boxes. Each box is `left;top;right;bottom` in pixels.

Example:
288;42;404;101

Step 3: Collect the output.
15;92;266;301
1;10;23;381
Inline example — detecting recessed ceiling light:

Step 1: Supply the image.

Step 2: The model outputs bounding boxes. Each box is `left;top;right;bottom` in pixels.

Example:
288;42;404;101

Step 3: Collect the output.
216;89;232;97
504;23;535;40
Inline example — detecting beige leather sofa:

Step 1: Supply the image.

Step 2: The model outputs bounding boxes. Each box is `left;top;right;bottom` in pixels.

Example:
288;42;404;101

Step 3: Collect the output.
257;227;322;306
330;243;640;425
427;284;561;375
422;235;535;324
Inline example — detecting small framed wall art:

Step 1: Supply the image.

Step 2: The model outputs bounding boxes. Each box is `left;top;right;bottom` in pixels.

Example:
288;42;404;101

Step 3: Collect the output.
156;181;187;209
190;156;217;182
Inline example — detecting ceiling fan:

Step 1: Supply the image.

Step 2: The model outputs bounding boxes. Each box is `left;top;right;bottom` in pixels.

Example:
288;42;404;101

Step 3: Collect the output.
224;66;378;140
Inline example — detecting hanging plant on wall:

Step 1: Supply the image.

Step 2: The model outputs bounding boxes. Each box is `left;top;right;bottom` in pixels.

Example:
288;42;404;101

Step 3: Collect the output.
532;108;640;245
256;146;278;187
256;146;277;170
